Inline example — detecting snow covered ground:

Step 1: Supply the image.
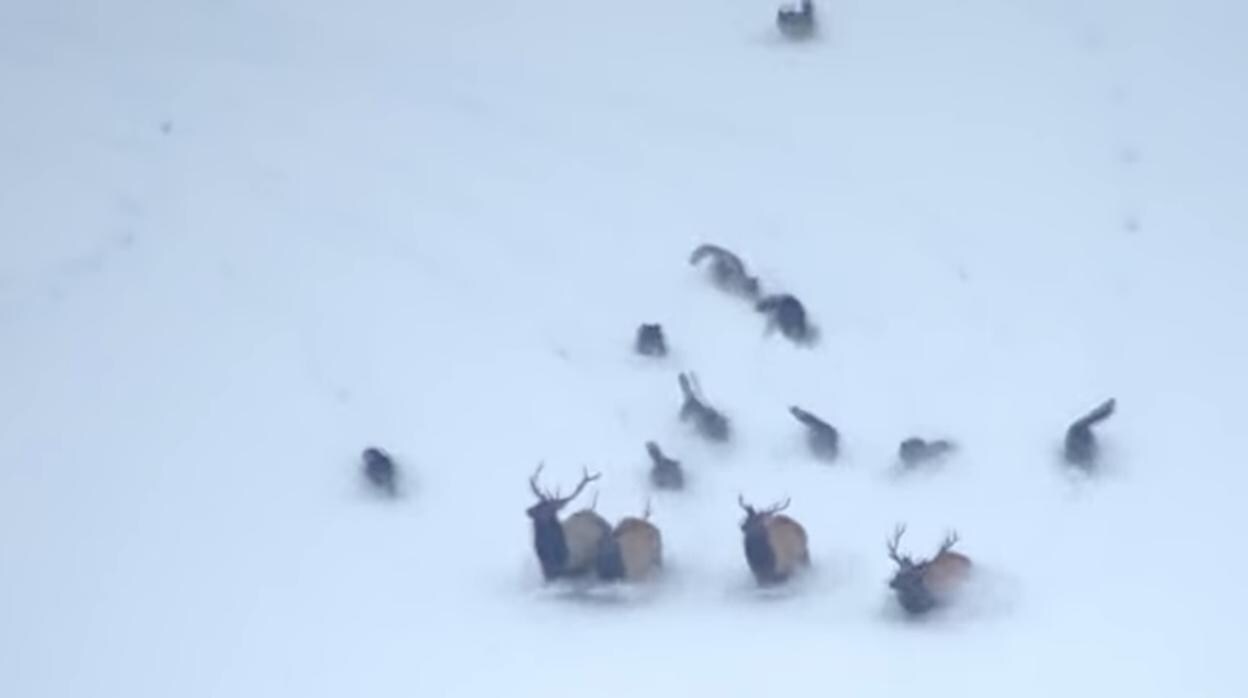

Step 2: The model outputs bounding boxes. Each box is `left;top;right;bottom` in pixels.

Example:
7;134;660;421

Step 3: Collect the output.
2;0;1246;695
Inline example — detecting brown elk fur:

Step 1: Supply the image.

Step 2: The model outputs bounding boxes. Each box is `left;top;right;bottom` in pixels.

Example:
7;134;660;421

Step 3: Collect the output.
598;515;663;582
767;515;810;576
923;549;972;598
561;509;612;576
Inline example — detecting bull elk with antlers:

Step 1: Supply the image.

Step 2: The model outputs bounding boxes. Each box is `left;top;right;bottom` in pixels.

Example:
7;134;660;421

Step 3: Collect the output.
596;501;664;583
885;525;973;615
738;496;810;586
526;464;610;582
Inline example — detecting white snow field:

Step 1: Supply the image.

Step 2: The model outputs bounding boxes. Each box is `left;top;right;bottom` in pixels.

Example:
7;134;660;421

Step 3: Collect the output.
2;0;1246;696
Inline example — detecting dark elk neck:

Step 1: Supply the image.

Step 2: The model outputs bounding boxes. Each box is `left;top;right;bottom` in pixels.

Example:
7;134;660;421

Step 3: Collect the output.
532;518;569;579
744;527;777;580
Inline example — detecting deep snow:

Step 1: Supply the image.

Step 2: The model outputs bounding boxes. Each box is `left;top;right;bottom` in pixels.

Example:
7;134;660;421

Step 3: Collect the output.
1;0;1246;696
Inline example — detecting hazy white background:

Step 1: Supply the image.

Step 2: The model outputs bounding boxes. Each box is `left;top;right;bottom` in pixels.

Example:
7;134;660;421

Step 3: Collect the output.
1;0;1245;696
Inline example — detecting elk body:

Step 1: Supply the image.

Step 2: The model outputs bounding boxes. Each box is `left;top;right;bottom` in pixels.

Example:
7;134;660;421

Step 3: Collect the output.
898;437;955;468
756;293;814;344
526;465;610;582
1064;398;1116;468
635;323;667;357
596;502;663;583
689;243;761;300
678;372;731;442
646;441;684;491
738;496;810;586
361;446;397;496
886;525;972;616
789;406;839;461
776;0;816;40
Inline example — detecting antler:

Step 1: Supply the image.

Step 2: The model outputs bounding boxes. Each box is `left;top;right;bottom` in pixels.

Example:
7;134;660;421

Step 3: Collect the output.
738;494;754;514
643;498;653;520
529;462;552;501
886;524;908;566
764;497;791;515
555;467;601;507
936;530;960;556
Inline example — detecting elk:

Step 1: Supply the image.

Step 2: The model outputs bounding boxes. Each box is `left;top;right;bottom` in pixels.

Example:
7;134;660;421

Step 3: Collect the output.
738;495;810;586
678;372;731;442
885;525;973;616
596;501;664;583
776;0;816;40
361;446;397;496
898;437;956;468
789;406;839;462
1064;398;1116;468
635;323;668;357
756;293;815;344
526;464;610;582
646;441;684;491
689;243;762;300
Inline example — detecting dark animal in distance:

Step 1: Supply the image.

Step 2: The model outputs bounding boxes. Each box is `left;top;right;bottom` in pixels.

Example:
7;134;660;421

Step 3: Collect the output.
776;0;816;40
635;323;667;357
526;464;611;582
738;495;810;586
361;447;397;496
678;372;731;442
898;437;956;468
646;441;684;490
789;406;839;461
756;293;815;344
689;244;761;299
596;501;664;583
886;525;973;616
1064;398;1116;468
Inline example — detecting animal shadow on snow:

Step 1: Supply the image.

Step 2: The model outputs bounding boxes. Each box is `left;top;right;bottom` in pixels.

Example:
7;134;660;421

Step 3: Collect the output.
723;552;846;605
747;21;828;48
526;560;688;610
1052;442;1129;503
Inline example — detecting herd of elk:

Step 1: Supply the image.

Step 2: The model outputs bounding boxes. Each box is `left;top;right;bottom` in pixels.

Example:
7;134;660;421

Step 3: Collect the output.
505;241;1119;610
738;495;810;586
886;524;973;616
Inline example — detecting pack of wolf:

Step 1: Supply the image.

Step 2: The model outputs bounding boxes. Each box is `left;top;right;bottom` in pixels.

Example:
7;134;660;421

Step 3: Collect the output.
358;241;1118;618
